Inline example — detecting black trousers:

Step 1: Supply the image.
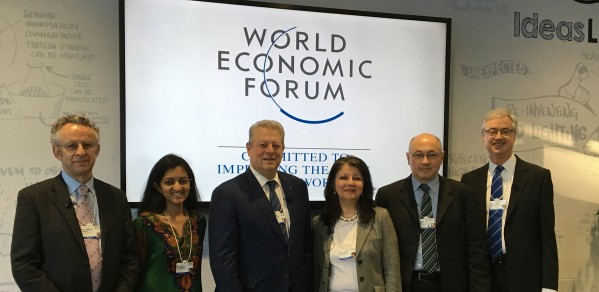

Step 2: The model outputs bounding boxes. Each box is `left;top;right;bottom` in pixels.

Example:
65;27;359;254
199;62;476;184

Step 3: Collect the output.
490;255;510;292
410;271;441;292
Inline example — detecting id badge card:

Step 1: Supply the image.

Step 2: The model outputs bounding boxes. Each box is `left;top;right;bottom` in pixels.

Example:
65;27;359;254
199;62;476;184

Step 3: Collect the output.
176;260;193;274
489;199;505;210
81;224;100;238
338;246;355;260
419;216;435;229
275;211;287;224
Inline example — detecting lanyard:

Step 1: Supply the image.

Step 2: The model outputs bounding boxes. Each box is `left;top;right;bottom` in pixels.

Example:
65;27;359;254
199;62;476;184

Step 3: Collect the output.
164;209;193;263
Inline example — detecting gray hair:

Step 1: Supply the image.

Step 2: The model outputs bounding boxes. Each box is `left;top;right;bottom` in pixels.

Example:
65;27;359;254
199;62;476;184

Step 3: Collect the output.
248;120;285;145
481;108;518;134
50;114;100;144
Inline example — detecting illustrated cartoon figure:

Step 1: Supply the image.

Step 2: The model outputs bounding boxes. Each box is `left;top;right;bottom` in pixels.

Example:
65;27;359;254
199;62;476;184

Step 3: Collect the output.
559;62;593;115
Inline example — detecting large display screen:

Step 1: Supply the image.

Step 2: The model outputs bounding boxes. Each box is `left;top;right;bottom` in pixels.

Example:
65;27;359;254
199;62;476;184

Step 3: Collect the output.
123;0;450;203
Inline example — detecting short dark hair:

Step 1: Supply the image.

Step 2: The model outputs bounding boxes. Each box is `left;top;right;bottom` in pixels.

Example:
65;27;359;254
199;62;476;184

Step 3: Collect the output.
319;155;375;226
138;154;200;213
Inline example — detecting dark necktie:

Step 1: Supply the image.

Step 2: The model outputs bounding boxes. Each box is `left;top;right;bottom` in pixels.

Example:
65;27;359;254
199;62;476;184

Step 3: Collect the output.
76;185;102;291
267;180;288;242
419;184;438;273
487;165;504;259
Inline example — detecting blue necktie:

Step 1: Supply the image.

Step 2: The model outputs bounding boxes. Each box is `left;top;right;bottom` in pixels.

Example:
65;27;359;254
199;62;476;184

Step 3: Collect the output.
487;165;504;259
267;180;288;242
419;184;438;273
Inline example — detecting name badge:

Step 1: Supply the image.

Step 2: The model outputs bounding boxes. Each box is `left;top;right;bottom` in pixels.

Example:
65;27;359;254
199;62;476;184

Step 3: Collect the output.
81;223;100;238
419;216;436;229
338;246;355;260
275;211;287;224
176;260;193;274
489;199;506;210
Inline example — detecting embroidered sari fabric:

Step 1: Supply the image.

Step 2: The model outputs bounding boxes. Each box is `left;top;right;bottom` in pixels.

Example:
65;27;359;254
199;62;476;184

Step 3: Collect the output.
134;211;206;292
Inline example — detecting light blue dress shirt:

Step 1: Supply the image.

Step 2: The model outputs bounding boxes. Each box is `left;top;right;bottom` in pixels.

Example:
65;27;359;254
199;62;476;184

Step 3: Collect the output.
411;175;440;271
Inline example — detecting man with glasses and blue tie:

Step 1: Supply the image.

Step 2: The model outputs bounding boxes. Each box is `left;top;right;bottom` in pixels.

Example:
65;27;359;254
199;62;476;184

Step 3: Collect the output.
376;133;490;292
11;114;139;292
461;108;558;292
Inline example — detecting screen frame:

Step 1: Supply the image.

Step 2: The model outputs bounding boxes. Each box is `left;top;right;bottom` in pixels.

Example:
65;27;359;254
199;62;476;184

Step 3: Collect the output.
120;0;451;208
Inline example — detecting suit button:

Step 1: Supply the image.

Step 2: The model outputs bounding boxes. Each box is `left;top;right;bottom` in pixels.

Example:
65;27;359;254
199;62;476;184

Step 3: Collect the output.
357;260;363;264
359;276;364;282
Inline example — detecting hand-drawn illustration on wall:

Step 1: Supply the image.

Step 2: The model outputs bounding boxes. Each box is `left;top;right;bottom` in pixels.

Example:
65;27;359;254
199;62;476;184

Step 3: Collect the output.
0;1;119;290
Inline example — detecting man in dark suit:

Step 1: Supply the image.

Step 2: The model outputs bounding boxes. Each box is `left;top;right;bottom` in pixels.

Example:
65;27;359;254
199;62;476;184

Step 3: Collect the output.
376;133;490;292
461;108;558;292
10;115;139;292
209;120;312;292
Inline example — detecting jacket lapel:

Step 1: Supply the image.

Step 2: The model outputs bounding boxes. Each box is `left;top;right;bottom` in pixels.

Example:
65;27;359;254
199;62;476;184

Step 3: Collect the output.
321;222;333;259
471;165;489;200
279;173;297;240
435;177;454;224
245;170;287;245
354;217;374;258
50;176;87;254
95;181;110;254
399;176;420;224
506;156;526;222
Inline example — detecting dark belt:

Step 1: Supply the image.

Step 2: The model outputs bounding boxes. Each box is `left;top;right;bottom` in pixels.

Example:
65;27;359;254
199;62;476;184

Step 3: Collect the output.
412;270;440;282
490;254;507;264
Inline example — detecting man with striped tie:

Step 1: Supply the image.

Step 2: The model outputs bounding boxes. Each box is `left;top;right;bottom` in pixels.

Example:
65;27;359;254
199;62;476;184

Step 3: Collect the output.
209;120;312;292
461;108;558;292
376;133;490;292
10;115;139;292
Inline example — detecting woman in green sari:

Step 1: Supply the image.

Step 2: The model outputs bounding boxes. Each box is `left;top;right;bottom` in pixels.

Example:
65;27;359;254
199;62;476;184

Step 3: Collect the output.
134;154;206;292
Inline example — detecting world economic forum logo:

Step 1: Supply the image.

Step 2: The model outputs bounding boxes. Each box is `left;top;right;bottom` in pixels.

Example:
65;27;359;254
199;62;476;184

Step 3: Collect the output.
263;27;344;124
216;25;373;125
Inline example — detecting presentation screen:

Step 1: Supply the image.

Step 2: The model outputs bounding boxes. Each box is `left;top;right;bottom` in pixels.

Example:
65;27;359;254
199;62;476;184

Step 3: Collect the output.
123;0;450;203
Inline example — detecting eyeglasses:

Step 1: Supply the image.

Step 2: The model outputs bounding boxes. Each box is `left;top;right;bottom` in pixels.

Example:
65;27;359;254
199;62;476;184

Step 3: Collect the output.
482;128;514;136
56;142;97;152
410;152;442;161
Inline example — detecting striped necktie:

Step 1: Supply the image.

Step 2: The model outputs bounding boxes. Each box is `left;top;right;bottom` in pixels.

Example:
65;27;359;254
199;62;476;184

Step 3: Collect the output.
487;165;504;259
267;180;288;242
76;185;102;291
419;184;438;273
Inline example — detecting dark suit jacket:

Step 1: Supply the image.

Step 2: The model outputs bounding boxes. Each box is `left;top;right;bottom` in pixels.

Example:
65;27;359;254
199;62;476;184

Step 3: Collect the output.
313;207;401;292
10;174;139;292
209;169;313;292
375;175;490;292
461;155;558;291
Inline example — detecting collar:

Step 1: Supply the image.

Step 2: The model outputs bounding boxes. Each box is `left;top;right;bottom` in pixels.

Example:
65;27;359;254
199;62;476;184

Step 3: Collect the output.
488;154;516;175
410;175;440;194
61;171;95;196
249;165;281;188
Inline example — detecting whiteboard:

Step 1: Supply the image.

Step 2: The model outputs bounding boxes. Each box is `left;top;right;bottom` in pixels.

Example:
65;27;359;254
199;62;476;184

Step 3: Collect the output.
0;0;120;289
